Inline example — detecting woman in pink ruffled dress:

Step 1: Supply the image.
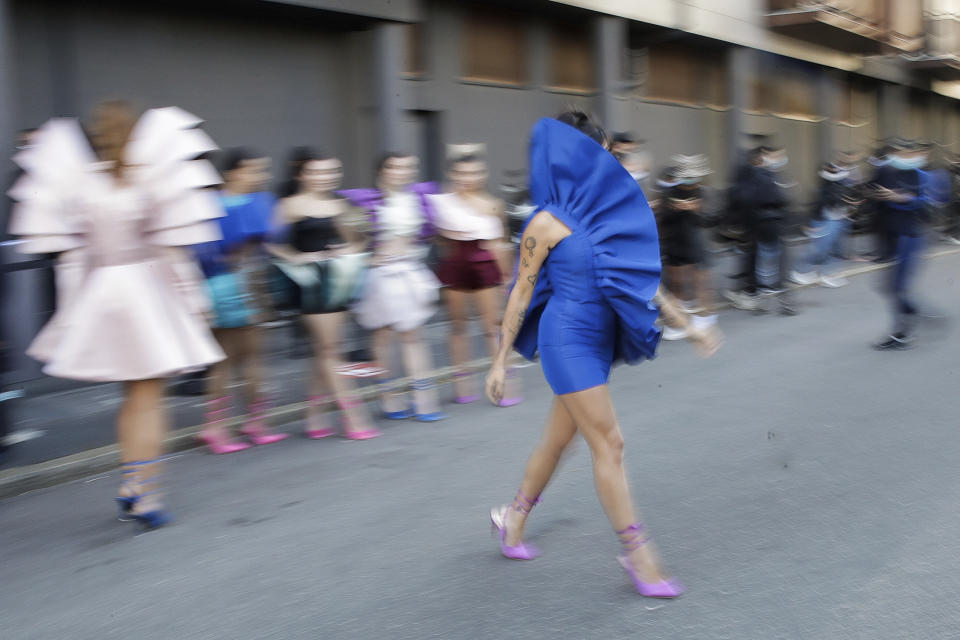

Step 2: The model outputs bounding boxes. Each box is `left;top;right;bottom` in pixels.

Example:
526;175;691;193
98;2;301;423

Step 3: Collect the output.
7;101;226;530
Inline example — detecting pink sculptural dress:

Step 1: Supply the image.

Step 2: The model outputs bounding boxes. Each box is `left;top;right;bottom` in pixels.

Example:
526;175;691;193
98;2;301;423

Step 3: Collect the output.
8;107;226;382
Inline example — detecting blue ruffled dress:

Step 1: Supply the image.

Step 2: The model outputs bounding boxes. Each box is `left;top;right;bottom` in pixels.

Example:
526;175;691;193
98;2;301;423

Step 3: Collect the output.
514;118;663;394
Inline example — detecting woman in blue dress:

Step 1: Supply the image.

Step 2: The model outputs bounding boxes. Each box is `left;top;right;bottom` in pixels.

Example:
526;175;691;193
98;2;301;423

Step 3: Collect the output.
487;112;719;598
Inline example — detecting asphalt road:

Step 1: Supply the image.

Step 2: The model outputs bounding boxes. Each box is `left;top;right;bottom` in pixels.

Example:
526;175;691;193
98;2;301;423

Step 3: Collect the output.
1;250;959;639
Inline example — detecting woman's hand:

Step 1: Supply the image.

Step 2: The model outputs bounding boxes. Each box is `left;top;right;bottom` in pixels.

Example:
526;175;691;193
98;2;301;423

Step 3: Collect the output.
486;362;507;406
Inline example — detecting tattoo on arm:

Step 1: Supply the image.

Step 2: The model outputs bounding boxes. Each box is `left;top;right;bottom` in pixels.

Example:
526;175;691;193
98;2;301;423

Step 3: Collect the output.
526;273;537;285
513;309;526;333
521;257;529;269
524;236;537;258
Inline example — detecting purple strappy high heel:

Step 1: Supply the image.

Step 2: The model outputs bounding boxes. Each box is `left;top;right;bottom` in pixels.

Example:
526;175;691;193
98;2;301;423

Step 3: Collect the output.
616;522;685;598
490;491;541;560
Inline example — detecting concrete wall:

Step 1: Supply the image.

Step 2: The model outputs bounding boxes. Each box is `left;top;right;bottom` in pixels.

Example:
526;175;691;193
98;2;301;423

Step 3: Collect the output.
401;1;600;186
11;0;371;185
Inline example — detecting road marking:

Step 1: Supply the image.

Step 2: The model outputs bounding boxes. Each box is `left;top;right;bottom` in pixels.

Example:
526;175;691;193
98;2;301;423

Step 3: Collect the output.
2;429;45;446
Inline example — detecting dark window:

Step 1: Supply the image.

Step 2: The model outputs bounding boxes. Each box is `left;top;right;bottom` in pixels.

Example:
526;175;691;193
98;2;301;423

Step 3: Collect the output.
462;7;527;85
549;21;594;91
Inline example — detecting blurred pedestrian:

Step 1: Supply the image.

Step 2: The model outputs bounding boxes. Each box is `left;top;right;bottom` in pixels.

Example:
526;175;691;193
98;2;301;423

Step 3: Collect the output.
723;146;765;310
656;154;718;338
266;152;379;439
866;144;898;263
275;146;318;360
341;154;445;422
945;153;960;245
871;140;932;349
194;148;289;453
789;162;858;288
487;112;719;599
429;150;522;405
8;101;226;529
736;145;797;315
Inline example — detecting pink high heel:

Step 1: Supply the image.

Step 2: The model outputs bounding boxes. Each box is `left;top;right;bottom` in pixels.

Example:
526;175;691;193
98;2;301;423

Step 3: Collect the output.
498;369;524;407
339;397;381;440
616;523;685;598
305;395;336;439
197;397;251;454
453;372;479;404
240;398;289;445
490;491;541;560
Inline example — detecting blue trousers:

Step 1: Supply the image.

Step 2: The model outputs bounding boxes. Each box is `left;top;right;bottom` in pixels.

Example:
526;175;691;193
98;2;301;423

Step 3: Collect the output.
889;234;925;335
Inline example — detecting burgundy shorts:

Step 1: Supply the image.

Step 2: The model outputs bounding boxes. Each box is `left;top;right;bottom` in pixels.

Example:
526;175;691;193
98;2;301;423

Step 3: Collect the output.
436;240;503;291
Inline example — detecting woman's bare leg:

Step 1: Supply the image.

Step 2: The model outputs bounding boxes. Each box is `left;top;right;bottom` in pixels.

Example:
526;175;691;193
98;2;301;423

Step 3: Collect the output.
116;378;168;512
559;384;668;583
202;328;239;438
237;325;264;407
400;328;440;415
502;399;578;545
693;266;714;316
304;312;373;433
443;289;473;398
373;327;406;413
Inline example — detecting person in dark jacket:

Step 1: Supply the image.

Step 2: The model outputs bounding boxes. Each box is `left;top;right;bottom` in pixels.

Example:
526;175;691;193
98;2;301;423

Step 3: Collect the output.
789;162;858;288
737;145;796;315
865;145;898;262
871;140;930;349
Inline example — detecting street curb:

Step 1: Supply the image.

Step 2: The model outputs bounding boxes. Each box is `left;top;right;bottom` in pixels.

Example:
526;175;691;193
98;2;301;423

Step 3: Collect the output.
0;357;498;500
3;245;959;500
715;246;960;310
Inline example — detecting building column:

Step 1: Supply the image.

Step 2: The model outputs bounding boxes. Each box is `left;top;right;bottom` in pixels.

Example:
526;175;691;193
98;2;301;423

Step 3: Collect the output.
726;46;756;176
878;82;907;140
0;0;15;213
594;15;627;132
816;70;842;162
373;21;411;154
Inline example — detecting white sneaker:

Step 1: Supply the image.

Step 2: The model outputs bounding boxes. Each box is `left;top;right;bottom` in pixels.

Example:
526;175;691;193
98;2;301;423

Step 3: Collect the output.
691;314;717;330
661;325;689;341
819;274;848;288
789;270;819;286
723;290;760;311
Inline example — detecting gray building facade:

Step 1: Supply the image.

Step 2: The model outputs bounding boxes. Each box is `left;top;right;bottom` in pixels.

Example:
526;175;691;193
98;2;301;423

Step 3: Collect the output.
2;0;958;383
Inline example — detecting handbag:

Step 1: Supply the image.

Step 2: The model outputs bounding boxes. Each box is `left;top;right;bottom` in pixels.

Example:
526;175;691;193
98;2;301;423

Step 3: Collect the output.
206;272;255;328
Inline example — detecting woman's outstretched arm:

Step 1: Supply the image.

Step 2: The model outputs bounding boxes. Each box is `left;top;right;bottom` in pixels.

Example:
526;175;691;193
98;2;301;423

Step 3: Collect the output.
486;211;567;404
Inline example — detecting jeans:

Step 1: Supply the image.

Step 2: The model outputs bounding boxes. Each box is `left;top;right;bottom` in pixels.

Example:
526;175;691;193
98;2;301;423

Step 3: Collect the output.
890;234;925;335
795;218;850;276
755;218;784;289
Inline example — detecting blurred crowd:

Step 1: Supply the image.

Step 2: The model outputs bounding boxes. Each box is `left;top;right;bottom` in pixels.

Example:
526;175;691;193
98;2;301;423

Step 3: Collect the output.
3;105;959;462
608;133;956;340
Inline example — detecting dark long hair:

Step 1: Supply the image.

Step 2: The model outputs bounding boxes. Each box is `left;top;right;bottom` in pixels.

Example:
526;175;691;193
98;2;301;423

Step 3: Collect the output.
276;146;316;198
555;110;608;147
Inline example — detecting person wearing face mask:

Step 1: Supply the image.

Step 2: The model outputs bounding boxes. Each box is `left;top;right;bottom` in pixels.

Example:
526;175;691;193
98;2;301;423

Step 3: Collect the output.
655;154;718;338
869;139;929;350
789;162;858;288
429;150;522;405
340;154;446;422
737;145;796;315
612;133;652;189
266;152;379;440
865;145;898;263
192;149;289;453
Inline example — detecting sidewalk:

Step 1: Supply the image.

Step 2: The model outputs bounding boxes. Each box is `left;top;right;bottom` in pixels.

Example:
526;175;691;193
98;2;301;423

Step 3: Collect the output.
2;236;957;498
